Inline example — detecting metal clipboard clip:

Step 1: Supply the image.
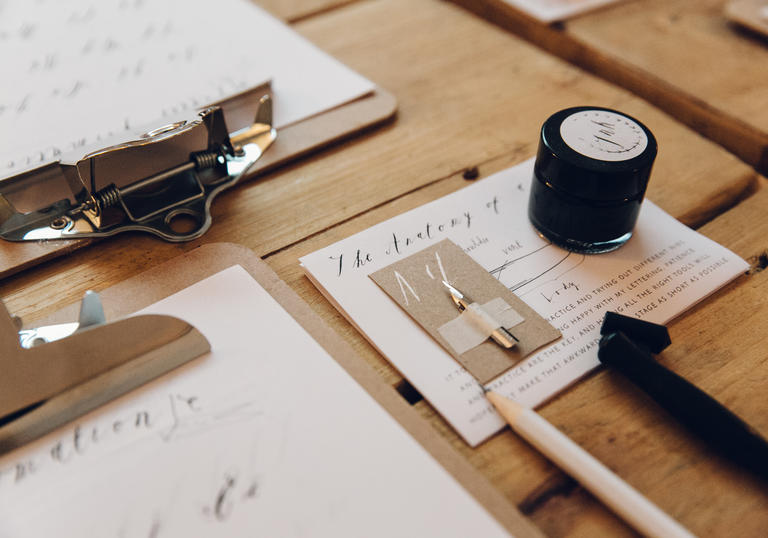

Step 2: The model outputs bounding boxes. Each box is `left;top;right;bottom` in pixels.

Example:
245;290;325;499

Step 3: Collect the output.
0;292;210;454
0;94;275;242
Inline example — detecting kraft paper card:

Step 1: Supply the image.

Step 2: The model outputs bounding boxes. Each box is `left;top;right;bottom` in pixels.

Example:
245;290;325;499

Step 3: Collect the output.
370;240;560;384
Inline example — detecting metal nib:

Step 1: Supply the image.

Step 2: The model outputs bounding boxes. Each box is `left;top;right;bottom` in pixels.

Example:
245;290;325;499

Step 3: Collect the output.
442;280;470;311
442;280;518;349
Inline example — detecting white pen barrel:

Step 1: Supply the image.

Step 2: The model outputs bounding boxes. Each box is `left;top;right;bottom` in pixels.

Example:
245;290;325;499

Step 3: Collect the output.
516;408;693;538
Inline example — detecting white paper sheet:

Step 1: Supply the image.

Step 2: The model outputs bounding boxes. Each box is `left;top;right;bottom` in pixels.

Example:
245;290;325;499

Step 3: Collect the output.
502;0;624;23
300;159;749;446
0;0;374;179
0;266;510;537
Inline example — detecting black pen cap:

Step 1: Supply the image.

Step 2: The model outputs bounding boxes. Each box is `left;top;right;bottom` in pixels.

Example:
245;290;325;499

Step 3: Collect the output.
601;311;671;354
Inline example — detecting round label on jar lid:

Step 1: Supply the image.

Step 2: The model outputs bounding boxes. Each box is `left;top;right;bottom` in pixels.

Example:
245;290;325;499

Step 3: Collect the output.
559;109;648;162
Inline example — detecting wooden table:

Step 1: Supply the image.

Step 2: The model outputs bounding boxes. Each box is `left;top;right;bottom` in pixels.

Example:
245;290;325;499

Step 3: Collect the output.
2;0;765;536
451;0;768;173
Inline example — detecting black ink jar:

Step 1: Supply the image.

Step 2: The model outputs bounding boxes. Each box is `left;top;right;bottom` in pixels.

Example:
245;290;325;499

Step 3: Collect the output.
528;106;657;253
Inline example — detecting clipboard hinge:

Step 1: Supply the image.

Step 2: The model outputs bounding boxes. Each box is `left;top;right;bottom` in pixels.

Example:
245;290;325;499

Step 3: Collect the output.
0;291;211;454
0;95;276;242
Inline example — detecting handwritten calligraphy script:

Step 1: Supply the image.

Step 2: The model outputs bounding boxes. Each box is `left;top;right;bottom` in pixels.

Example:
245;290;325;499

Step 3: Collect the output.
0;266;511;537
0;0;373;178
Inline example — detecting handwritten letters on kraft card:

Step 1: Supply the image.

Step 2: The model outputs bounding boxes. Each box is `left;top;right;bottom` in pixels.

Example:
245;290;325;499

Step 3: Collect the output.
370;240;560;384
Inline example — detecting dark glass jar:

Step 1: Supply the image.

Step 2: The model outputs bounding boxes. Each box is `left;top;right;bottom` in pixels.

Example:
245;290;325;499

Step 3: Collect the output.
528;106;657;253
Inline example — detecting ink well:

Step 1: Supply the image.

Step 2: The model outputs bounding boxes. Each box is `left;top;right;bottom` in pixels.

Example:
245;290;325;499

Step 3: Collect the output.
528;106;657;253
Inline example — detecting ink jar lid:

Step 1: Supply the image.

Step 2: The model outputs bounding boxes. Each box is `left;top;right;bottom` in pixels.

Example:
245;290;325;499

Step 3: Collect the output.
529;106;658;254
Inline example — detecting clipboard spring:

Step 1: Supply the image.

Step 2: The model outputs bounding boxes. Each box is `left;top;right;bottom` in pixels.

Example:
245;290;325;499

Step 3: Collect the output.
0;95;276;242
76;147;224;215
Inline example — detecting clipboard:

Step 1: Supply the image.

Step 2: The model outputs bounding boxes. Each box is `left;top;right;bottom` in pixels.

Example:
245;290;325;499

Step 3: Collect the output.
0;86;396;280
17;242;541;538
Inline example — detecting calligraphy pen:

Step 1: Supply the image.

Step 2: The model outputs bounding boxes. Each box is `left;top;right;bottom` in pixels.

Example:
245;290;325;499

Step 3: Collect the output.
598;311;768;482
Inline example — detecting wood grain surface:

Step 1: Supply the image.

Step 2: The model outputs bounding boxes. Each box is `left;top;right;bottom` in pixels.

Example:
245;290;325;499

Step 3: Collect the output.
538;185;768;537
1;0;766;536
0;0;754;318
451;0;768;172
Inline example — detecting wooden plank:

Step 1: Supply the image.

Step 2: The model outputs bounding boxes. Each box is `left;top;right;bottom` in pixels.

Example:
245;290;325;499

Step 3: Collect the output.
0;0;754;315
567;0;768;172
451;0;768;172
179;0;761;231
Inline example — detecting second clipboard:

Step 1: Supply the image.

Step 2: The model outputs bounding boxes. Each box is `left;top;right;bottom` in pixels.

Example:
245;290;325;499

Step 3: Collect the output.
0;85;396;279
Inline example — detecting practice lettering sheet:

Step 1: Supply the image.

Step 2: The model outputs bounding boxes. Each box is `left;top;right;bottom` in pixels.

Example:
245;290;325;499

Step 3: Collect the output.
301;159;748;446
0;266;510;537
0;0;374;179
